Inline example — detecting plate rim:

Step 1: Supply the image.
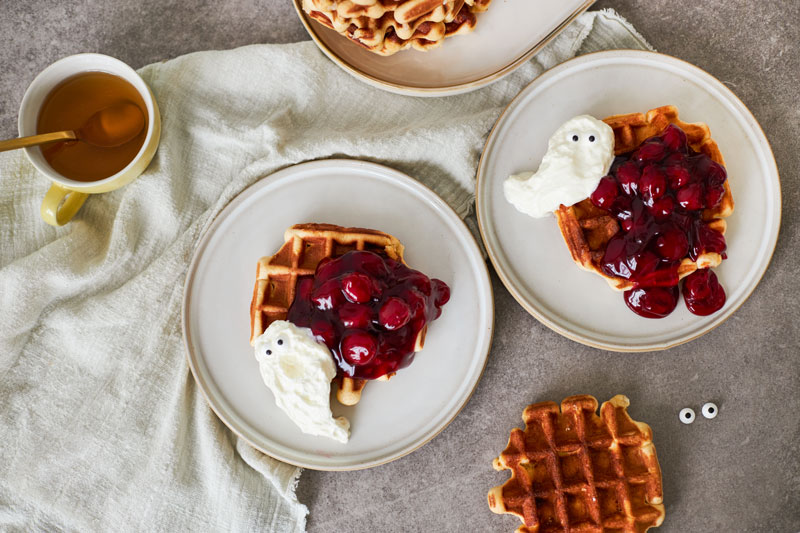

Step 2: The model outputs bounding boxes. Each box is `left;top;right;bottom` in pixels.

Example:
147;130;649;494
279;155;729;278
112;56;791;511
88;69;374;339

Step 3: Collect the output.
292;0;596;97
475;49;782;352
181;158;495;470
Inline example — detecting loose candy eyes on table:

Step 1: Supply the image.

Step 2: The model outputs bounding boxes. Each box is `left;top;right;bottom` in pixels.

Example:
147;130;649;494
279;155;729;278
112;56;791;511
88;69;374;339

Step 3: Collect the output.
702;402;718;419
679;407;696;424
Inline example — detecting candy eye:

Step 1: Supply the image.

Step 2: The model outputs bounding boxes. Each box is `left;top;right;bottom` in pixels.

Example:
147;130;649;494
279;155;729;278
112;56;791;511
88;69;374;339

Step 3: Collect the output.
277;338;284;346
701;402;718;419
679;408;695;424
572;135;579;142
265;349;272;356
589;135;596;142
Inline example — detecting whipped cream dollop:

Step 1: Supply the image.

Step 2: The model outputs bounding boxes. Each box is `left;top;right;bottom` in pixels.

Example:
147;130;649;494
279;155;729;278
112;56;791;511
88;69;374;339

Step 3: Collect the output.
504;115;615;218
254;320;350;443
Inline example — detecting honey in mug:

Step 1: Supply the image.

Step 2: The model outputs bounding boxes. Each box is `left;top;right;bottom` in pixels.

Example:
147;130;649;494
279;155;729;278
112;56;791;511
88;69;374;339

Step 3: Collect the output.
36;71;148;182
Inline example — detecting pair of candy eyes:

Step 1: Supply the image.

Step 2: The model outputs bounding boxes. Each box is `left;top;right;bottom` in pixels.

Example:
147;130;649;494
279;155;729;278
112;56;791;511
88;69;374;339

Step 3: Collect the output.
680;403;718;424
264;338;284;356
571;134;596;143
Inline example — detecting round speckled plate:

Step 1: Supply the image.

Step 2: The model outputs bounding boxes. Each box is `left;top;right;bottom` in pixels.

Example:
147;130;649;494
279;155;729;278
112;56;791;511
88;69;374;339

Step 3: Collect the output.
292;0;594;96
182;160;493;470
476;50;781;351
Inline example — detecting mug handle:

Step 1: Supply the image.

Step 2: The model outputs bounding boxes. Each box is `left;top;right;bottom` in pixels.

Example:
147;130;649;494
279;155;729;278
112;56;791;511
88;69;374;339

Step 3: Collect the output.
40;183;89;226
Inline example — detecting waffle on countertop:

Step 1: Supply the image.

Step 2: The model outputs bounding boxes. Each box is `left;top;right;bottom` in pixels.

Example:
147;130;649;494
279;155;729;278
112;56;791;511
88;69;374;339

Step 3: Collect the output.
554;105;734;291
301;0;492;56
249;223;407;405
488;395;664;533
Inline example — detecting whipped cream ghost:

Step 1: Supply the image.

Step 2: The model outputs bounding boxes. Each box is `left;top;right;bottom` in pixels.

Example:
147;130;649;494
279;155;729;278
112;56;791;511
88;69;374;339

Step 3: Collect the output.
254;320;350;443
504;115;615;218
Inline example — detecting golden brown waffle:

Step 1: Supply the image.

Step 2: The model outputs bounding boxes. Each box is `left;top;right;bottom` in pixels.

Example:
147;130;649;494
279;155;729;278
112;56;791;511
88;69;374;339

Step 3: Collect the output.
488;395;665;533
249;223;409;405
554;105;735;291
302;0;491;56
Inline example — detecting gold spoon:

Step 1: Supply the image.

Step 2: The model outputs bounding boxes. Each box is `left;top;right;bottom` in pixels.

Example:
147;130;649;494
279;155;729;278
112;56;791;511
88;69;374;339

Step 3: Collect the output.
0;101;145;153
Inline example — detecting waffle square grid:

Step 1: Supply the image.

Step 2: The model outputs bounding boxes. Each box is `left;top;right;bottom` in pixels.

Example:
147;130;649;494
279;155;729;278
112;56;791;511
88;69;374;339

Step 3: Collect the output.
488;395;664;533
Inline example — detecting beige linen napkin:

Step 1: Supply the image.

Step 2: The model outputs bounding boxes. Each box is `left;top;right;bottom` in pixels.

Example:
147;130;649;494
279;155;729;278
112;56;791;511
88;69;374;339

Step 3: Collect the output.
0;9;650;532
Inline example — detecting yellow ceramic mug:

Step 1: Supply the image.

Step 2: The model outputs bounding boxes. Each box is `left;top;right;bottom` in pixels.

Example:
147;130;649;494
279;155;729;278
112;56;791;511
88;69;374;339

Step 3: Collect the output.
18;53;161;226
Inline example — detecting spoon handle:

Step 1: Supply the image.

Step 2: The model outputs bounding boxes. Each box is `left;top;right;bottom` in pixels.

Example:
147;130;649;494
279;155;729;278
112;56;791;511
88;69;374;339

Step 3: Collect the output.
0;130;77;153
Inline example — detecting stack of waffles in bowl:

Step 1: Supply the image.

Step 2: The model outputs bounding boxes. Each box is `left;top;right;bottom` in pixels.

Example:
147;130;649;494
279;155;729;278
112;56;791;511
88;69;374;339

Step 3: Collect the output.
301;0;492;55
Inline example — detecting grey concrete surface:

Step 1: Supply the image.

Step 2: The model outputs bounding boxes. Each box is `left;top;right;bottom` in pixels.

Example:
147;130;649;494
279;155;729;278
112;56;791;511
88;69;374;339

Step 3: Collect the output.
2;1;798;531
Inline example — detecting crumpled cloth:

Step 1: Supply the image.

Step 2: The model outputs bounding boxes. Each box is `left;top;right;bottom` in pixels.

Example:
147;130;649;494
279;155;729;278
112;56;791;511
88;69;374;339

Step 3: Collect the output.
0;9;650;532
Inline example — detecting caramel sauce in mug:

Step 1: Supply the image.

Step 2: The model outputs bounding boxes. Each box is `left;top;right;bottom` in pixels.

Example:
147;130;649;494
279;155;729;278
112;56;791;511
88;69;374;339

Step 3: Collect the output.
36;71;148;182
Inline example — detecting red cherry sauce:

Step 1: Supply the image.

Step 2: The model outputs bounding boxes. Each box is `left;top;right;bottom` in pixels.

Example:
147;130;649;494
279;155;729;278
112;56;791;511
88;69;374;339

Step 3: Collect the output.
682;269;726;316
287;250;450;380
589;124;728;318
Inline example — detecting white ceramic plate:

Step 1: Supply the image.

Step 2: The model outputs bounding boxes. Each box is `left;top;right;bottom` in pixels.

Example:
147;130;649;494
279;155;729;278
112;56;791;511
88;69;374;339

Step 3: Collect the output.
293;0;595;96
476;50;781;352
182;160;493;469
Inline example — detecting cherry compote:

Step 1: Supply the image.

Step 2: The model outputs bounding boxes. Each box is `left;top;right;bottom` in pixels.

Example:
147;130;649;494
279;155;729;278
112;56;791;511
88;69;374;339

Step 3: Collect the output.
589;124;729;318
287;250;450;379
682;269;726;316
624;286;679;318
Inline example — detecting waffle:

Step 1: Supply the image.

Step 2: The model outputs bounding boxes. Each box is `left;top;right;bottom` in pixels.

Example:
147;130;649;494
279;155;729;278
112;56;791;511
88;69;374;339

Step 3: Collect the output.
488;395;665;533
302;0;491;56
249;223;412;406
554;105;734;291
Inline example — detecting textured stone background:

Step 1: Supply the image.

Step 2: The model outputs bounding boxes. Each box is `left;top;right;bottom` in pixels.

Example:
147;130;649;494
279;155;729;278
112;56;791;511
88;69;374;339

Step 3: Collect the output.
1;1;798;532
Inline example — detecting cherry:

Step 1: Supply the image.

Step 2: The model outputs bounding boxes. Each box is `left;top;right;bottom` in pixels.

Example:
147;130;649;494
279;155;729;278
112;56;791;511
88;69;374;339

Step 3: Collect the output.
340;330;377;366
311;319;336;348
648;196;675;220
656;229;689;261
379;297;411;330
612;194;633;220
315;256;338;282
691;222;727;259
601;234;633;279
671;210;693;232
433;279;450;307
341;272;372;303
403;288;426;315
705;184;726;209
682;269;726;315
627;201;655;249
624;286;679;318
706;161;727;187
676;183;704;210
633;250;660;276
690;154;718;183
404;271;432;296
590;176;619;209
338;302;372;329
661;124;688;152
639;165;667;202
665;164;691;190
295;277;314;300
663;151;688;168
634;142;666;164
311;279;344;311
616;162;640;196
352;250;390;277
